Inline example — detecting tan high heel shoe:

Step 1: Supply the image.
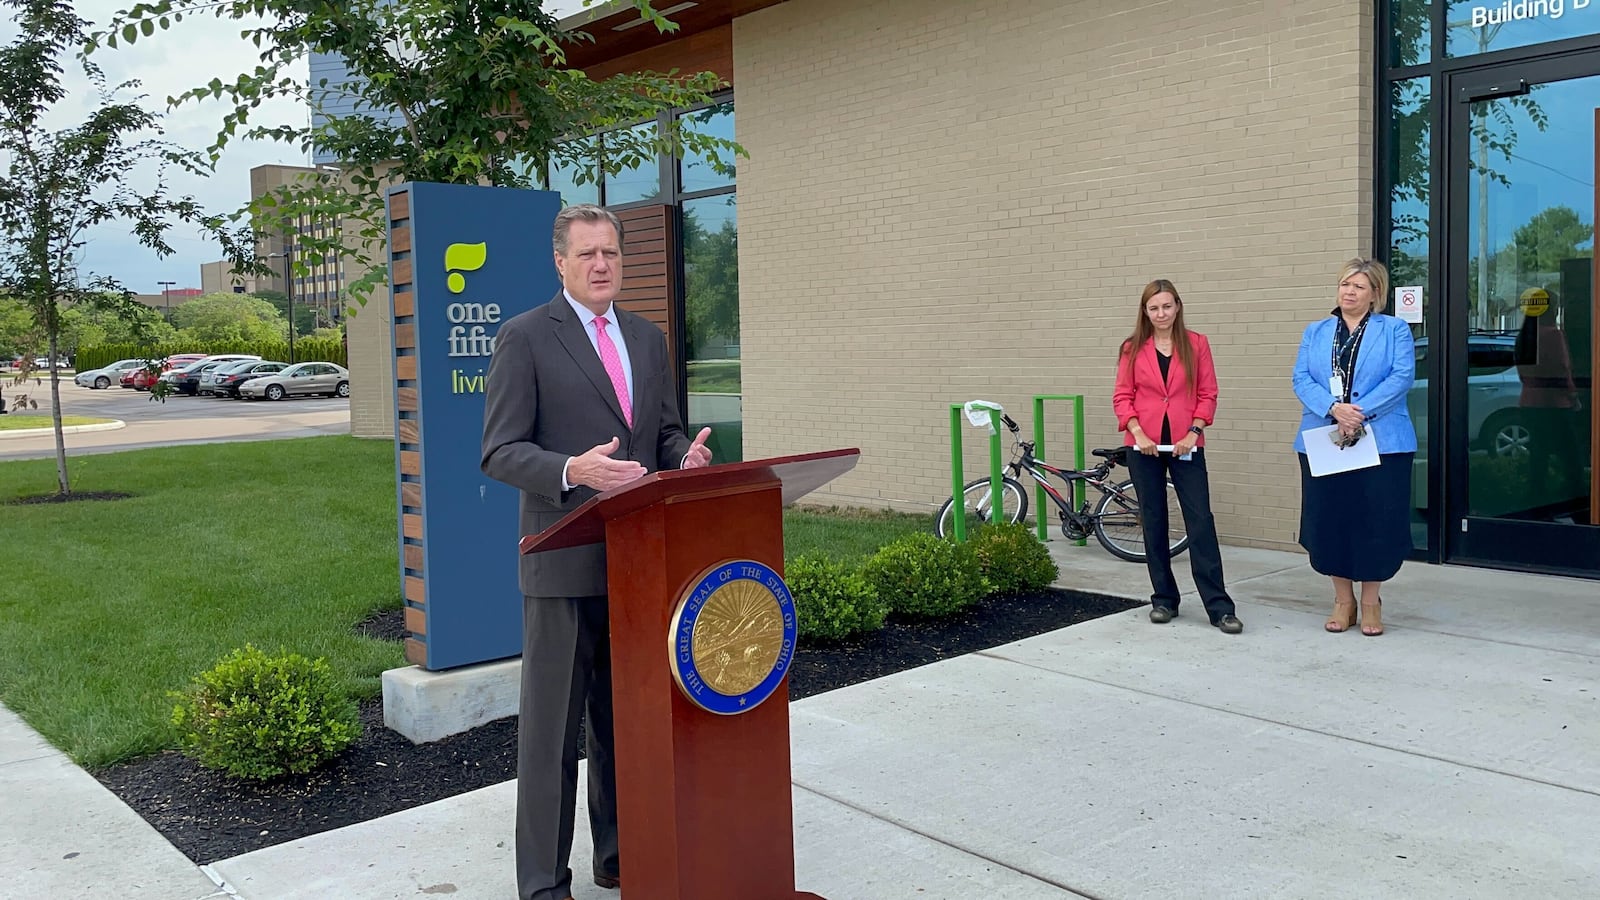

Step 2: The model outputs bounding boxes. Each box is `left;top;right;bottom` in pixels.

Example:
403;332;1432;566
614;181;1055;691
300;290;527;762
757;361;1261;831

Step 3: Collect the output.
1360;598;1384;636
1325;599;1357;633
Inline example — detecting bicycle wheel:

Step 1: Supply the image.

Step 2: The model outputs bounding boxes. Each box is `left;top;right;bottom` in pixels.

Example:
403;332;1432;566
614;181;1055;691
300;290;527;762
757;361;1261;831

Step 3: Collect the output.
1091;478;1191;562
935;476;1029;538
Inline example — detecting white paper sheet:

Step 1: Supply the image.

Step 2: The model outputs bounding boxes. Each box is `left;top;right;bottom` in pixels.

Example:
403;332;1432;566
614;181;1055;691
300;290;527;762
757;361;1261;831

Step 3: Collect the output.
1302;424;1380;477
1394;285;1423;324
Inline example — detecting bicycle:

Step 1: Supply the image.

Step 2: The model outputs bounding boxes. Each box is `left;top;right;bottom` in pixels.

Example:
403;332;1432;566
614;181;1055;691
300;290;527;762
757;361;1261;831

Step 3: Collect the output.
935;412;1190;563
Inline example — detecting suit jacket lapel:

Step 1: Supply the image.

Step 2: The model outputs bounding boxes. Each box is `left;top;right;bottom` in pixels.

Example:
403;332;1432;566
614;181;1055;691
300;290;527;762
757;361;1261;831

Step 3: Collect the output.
548;293;630;429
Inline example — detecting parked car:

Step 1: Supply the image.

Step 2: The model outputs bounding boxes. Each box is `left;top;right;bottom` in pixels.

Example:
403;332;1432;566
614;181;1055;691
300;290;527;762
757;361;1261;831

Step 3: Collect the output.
238;362;350;401
210;360;288;399
163;355;262;396
1407;333;1527;457
133;353;207;391
75;358;146;389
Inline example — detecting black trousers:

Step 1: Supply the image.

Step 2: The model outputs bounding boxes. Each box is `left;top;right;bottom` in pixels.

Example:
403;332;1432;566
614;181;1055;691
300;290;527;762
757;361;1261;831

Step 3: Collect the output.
516;594;619;900
1125;449;1234;622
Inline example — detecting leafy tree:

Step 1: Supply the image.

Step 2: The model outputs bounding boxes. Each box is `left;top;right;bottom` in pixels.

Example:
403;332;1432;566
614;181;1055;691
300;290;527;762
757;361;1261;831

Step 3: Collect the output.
683;203;739;349
100;0;745;310
170;292;288;344
253;289;317;337
1510;205;1594;275
0;0;237;495
0;296;41;357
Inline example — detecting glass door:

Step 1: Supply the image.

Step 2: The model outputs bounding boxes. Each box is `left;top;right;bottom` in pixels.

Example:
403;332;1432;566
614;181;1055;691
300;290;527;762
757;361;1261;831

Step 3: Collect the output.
1444;52;1599;574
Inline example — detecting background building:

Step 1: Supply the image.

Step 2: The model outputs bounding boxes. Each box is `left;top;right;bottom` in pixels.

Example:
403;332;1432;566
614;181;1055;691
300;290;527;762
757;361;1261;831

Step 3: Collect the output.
330;0;1598;578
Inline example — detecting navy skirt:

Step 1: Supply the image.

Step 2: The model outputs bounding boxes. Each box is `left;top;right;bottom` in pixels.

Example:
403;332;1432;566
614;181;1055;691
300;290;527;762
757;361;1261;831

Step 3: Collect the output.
1298;452;1414;582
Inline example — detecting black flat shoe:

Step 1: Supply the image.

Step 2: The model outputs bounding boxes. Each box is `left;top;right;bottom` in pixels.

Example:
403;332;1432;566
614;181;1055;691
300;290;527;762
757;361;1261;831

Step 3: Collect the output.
1213;615;1243;634
1149;607;1176;624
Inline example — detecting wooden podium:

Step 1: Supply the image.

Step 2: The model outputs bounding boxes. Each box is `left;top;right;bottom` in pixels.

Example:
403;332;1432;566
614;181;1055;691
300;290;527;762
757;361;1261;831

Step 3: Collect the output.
521;449;859;900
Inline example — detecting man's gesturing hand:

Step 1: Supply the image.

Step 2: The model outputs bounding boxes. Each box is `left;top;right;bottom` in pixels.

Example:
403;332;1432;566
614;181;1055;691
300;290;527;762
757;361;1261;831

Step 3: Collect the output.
683;427;713;469
569;437;646;492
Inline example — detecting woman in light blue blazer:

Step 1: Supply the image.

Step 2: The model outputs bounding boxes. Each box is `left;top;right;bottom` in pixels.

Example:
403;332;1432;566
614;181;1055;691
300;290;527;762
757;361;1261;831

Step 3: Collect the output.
1292;258;1416;636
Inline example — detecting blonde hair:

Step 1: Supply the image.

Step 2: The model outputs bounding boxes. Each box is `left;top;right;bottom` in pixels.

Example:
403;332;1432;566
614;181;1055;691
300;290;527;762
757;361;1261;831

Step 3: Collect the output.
1338;258;1390;313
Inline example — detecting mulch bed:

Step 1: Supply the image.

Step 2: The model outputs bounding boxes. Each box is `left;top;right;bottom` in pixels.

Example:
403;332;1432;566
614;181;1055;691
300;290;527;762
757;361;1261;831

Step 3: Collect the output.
94;587;1141;864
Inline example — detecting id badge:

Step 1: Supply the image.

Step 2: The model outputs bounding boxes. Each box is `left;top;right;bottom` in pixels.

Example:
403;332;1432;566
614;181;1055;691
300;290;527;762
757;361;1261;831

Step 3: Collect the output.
1329;374;1345;399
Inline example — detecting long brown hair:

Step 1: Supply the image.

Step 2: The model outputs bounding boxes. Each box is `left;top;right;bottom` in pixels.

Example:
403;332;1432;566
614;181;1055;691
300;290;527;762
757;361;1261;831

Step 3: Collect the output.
1120;279;1196;384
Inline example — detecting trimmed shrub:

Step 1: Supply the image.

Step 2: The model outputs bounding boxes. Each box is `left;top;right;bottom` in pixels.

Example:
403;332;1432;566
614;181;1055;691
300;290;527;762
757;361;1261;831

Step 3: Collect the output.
970;522;1059;596
788;554;888;643
862;532;988;619
171;645;359;781
76;338;346;373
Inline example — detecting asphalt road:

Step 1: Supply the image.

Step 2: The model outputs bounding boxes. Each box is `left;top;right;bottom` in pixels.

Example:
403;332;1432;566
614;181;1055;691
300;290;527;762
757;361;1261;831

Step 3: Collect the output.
0;377;352;461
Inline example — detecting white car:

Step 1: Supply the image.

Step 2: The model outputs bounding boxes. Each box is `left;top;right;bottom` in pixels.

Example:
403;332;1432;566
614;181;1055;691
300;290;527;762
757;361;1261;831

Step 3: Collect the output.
75;358;148;389
238;362;350;400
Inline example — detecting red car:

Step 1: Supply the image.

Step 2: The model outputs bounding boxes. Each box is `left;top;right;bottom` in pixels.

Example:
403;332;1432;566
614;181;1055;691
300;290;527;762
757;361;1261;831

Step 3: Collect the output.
132;354;205;391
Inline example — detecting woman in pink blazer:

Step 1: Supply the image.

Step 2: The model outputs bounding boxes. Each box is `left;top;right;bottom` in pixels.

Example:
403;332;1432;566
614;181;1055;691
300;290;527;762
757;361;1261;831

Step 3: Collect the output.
1112;279;1241;634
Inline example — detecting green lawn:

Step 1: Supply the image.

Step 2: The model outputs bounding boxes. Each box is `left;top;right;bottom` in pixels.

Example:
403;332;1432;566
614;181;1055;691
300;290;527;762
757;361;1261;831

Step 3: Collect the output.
686;359;740;394
0;437;931;768
0;415;110;430
0;436;403;767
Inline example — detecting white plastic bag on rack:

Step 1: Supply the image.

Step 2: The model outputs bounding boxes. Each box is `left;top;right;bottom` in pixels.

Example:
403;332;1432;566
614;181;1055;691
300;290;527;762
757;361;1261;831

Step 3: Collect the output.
963;400;1004;433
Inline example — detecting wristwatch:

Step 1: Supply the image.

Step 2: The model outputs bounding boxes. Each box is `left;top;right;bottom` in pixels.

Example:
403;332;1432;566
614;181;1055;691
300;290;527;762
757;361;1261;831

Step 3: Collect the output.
1188;425;1204;436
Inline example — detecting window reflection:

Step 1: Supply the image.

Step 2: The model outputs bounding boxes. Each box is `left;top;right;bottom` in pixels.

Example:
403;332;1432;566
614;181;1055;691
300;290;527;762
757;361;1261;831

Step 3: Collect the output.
680;103;736;194
547;137;600;206
1389;76;1432;549
683;195;741;463
602;122;661;205
1391;0;1432;67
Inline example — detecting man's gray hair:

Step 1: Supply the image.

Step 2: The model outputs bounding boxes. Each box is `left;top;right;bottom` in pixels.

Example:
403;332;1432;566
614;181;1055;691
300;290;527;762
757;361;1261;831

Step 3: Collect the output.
552;204;624;255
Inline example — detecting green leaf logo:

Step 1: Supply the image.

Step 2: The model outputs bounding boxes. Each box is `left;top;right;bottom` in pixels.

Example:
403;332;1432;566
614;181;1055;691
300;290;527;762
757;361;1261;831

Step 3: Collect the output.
445;242;487;293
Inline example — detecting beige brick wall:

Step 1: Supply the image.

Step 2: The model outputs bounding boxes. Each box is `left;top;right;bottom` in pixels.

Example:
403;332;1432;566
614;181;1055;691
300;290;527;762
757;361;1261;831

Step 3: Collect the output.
346;210;394;439
733;0;1375;550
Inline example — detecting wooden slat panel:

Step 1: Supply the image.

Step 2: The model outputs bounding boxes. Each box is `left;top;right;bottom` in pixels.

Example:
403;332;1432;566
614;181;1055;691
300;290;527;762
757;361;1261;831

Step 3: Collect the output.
579;21;737;84
404;638;426;666
622;262;667;279
390;190;410;221
404;606;427;637
401;482;422;509
391;225;411;253
395;324;416;349
394;291;414;317
400;450;421;475
626;238;666;256
399;419;420;443
405;575;426;603
397;356;417;381
403;513;423;539
398;386;418;411
403;543;424;572
393;258;414;287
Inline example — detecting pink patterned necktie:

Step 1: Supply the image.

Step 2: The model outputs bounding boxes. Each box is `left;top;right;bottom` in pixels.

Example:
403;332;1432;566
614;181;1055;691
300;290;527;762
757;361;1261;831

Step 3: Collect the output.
593;316;632;427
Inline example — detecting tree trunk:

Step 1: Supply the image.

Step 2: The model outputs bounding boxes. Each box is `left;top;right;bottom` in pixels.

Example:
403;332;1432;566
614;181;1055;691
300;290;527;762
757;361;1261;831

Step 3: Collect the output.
49;331;69;496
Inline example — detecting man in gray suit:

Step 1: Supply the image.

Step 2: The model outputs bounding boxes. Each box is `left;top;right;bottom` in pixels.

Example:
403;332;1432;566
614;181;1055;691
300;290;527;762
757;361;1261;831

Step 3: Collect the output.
481;204;712;900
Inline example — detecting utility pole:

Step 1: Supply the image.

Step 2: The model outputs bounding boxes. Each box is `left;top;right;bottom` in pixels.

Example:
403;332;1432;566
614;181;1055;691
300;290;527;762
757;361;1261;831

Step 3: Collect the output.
266;245;296;363
156;280;176;320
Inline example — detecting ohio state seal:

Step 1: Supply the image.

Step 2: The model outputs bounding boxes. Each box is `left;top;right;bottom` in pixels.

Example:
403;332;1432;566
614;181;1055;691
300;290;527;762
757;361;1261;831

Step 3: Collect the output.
668;560;796;715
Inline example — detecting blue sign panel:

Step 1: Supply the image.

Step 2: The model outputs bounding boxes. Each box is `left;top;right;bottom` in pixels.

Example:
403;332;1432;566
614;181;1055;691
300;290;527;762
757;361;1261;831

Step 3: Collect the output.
390;182;562;670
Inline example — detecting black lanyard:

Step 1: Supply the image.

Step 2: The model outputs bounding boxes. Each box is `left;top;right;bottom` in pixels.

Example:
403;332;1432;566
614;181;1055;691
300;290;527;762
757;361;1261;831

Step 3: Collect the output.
1329;311;1370;404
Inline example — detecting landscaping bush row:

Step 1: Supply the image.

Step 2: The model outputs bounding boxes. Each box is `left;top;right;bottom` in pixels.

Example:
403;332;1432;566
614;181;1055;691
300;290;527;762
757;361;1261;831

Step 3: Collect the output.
791;522;1059;643
172;522;1057;781
76;338;347;372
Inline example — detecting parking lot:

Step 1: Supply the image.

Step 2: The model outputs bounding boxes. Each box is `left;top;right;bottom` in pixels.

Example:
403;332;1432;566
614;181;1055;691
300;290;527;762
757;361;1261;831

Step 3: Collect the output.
0;377;352;461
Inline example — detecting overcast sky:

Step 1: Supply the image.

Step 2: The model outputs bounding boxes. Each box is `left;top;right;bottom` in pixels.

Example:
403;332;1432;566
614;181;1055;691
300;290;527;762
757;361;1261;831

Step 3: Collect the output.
8;0;591;296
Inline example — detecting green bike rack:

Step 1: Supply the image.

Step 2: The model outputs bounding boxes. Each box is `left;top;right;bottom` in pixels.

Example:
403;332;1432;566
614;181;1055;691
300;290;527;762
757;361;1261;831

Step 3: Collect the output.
947;403;1005;542
1032;394;1087;545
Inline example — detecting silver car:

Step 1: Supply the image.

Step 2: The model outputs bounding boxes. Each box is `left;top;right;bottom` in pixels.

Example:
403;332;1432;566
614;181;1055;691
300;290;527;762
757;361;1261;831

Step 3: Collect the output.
238;362;351;400
75;358;147;389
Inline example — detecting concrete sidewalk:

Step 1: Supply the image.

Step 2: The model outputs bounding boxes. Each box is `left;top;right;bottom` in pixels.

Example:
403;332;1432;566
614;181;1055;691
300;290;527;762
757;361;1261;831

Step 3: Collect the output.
6;543;1599;898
